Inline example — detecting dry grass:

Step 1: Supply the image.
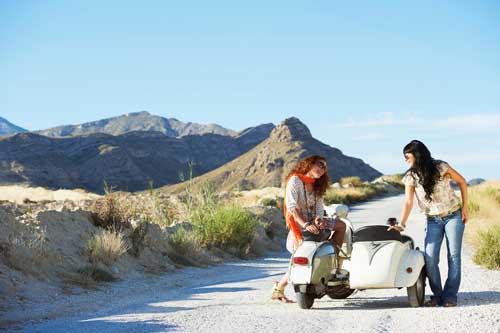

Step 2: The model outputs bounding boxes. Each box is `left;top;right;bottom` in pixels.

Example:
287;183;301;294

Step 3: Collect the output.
340;176;364;187
466;180;500;269
60;266;117;289
86;229;129;266
0;222;52;278
90;182;178;231
324;184;387;205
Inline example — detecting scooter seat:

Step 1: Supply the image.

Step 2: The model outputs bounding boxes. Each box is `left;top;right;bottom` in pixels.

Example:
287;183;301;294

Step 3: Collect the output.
353;225;402;243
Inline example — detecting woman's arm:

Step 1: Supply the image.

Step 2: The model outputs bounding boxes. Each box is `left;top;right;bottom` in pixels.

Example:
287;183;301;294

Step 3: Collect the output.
290;209;319;234
388;184;414;231
446;165;468;223
399;185;415;228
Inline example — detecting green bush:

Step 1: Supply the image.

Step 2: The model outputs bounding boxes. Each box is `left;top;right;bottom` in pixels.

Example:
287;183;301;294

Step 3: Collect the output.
191;205;256;258
178;176;257;258
472;226;500;270
169;226;197;256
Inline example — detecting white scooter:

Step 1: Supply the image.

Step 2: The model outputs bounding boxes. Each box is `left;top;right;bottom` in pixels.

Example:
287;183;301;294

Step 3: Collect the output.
289;205;426;309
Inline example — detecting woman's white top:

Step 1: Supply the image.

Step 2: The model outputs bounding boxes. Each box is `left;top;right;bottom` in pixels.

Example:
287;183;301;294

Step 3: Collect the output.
285;175;325;222
402;160;461;216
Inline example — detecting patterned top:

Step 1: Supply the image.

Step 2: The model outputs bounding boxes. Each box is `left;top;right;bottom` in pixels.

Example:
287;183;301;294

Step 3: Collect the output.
285;175;325;223
402;160;461;216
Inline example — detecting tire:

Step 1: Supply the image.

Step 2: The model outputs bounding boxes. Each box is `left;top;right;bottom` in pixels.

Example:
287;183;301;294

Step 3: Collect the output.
407;268;426;307
327;285;355;299
296;292;315;309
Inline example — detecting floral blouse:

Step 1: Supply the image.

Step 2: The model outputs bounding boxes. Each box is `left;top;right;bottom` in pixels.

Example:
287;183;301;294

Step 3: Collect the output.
402;160;461;216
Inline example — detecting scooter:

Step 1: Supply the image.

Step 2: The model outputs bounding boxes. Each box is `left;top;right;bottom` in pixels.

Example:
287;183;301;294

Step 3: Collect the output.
289;205;426;309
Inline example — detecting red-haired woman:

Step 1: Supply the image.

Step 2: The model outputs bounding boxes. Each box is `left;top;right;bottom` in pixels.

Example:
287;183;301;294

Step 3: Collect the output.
271;155;346;303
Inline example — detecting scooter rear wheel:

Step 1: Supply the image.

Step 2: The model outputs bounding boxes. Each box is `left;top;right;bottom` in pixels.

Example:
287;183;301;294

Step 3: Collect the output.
296;292;315;309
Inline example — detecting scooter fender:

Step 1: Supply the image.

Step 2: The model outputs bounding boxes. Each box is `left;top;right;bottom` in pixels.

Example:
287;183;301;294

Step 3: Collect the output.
394;249;425;288
289;241;334;285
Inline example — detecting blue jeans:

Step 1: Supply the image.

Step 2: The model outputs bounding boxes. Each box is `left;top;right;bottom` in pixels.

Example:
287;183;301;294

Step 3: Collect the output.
424;208;465;304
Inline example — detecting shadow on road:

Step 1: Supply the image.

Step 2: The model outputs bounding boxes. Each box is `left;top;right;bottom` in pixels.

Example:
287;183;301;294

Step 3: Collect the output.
313;290;500;310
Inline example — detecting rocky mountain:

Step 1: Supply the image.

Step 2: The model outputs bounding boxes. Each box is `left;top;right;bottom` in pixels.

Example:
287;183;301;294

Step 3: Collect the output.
0;117;26;135
163;117;382;192
0;124;273;193
35;111;238;138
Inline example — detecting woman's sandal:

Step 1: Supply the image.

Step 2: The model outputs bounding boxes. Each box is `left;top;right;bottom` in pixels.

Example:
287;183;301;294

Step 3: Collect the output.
424;299;439;307
271;282;293;303
443;300;457;307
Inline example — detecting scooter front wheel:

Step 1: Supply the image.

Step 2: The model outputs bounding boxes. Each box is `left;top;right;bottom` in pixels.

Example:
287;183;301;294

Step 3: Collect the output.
296;292;315;309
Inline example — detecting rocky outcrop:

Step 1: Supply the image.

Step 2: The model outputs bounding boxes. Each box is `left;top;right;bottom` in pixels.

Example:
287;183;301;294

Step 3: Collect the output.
164;117;382;192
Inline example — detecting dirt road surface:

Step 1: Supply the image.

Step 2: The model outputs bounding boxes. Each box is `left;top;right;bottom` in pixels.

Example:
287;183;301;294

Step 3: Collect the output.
6;195;500;332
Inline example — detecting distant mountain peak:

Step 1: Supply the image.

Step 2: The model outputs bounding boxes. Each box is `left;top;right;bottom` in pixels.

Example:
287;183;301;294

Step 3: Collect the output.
35;112;238;138
270;117;312;142
0;117;27;135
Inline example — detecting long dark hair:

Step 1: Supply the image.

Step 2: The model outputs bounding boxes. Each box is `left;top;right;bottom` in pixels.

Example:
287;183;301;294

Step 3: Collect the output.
284;155;331;197
403;140;439;201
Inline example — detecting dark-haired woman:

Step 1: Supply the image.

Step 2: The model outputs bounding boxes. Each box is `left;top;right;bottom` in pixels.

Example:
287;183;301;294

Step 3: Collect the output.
271;155;346;303
389;140;468;307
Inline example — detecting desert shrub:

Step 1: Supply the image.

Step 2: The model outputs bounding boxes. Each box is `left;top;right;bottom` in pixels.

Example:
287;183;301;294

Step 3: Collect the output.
468;199;480;215
87;229;129;266
60;265;117;289
382;174;405;189
191;202;256;258
90;182;135;230
466;181;500;270
324;184;387;205
340;176;363;187
177;171;257;258
0;223;50;278
472;226;500;269
169;226;198;256
146;182;177;226
261;198;277;207
128;221;149;257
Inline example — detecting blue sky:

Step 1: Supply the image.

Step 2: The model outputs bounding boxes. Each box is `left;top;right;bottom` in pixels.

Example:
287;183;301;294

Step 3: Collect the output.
1;1;499;179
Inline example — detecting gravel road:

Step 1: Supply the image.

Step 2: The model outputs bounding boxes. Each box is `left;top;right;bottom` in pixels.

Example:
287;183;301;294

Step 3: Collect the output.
6;195;500;332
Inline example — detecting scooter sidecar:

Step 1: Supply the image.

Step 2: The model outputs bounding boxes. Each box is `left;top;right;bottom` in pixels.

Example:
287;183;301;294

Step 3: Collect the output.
345;225;426;307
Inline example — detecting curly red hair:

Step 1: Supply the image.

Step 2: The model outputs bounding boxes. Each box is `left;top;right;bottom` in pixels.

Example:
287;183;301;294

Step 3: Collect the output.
284;155;330;197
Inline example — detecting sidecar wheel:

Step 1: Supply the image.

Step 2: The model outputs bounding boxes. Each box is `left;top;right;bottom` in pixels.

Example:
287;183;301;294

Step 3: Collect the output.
296;292;315;309
327;285;355;299
407;268;426;307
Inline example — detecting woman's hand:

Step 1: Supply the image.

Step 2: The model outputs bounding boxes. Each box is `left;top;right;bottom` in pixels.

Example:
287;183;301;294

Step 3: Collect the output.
305;223;320;234
462;207;469;224
387;225;405;232
315;216;326;229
